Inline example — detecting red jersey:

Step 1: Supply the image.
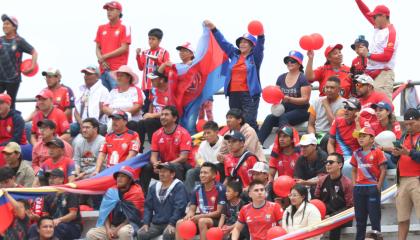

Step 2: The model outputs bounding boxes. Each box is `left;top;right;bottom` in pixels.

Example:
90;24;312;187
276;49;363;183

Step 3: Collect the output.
398;132;420;177
350;147;386;185
0;109;27;145
359;91;392;110
31;108;70;138
48;86;73;111
238;201;283;240
150;87;171;113
224;152;258;188
99;129;140;167
351;56;367;76
190;183;226;214
95;20;131;72
136;47;170;90
269;149;300;177
372;121;402;140
39;156;75;183
151;125;192;163
312;64;352;98
329;117;360;157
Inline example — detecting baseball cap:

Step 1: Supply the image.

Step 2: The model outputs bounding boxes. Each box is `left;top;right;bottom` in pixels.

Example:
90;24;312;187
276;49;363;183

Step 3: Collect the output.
248;162;269;175
224;130;245;142
236;33;257;48
46;137;65;149
1;14;18;28
110;110;128;121
81;65;100;75
351;35;369;50
35;89;54;99
147;70;167;80
343;98;361;110
2;142;21;153
368;5;390;17
176;42;194;54
371;101;392;112
113;165;135;180
279;126;294;137
324;44;343;58
103;1;122;11
0;93;12;105
354;74;375;86
41;68;61;77
157;162;176;172
353;127;375;138
37;119;57;129
283;50;304;65
300;133;317;146
404;108;420;121
45;168;65;178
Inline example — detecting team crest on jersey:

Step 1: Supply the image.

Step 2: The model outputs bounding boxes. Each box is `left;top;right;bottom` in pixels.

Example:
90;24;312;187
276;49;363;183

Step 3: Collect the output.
12;44;17;51
278;161;283;167
210;196;216;203
370;155;374;161
115;30;120;36
339;88;345;97
6;125;11;132
290;161;295;168
56;97;61;102
122;143;128;150
159;138;164;143
174;137;180;145
102;31;107;35
265;214;271;221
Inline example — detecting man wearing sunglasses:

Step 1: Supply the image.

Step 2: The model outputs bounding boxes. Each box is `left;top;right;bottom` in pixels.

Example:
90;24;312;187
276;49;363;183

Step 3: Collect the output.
355;0;398;100
354;74;391;110
314;153;353;239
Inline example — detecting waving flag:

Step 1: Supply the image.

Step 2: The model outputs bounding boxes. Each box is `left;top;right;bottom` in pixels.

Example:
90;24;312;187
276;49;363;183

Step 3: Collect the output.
0;193;14;234
171;25;229;133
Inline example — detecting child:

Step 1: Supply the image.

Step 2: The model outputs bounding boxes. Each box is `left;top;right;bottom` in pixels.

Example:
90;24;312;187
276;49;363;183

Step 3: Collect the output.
2;190;30;239
218;181;247;240
136;28;170;112
350;35;369;96
351;127;386;240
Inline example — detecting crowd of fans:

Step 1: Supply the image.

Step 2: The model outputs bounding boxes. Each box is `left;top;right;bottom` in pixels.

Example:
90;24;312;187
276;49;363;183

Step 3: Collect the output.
0;1;419;240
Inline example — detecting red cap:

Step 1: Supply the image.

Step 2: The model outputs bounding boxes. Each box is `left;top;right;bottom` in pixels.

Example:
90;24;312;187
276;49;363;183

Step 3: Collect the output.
113;165;135;180
353;127;376;138
368;5;390;17
103;1;122;11
0;93;12;105
176;42;194;54
324;44;343;58
36;89;53;99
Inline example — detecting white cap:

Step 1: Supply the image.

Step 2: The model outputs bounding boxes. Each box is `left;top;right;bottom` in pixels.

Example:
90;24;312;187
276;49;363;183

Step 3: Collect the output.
300;133;317;146
248;162;269;174
355;74;374;86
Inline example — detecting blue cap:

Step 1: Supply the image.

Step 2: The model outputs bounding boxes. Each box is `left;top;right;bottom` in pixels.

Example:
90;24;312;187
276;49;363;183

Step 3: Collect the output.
371;101;392;112
236;33;257;48
351;35;369;50
283;50;304;65
224;130;245;142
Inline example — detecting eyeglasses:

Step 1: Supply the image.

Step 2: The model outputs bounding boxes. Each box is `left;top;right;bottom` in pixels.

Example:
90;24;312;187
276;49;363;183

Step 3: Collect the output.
325;160;338;165
285;58;298;64
344;106;356;111
355;82;366;88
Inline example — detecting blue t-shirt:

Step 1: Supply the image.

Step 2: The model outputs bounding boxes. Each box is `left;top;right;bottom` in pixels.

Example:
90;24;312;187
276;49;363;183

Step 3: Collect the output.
0;36;34;83
276;72;310;110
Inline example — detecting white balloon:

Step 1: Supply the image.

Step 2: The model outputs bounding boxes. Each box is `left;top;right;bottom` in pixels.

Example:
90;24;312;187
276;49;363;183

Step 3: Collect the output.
375;130;396;148
271;103;285;117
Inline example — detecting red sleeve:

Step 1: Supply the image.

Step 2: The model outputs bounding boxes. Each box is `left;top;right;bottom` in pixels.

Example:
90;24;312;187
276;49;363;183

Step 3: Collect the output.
350;154;357;167
136;52;146;71
238;207;246;223
369;25;396;62
95;26;102;43
376;149;387;166
269;157;277;169
133;86;143;105
129;133;140;153
58;112;70;135
312;66;324;83
151;132;159;152
31;115;39;133
355;0;375;25
224;159;233;177
121;25;131;44
329;119;337;138
180;130;192;152
393;122;402;139
273;203;283;223
161;50;170;65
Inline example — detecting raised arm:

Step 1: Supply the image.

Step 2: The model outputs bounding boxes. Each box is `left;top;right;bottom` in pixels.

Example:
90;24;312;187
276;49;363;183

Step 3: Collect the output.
355;0;375;25
203;20;237;58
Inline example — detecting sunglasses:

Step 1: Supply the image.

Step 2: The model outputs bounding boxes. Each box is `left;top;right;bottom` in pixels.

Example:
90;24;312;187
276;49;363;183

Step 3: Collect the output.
344;106;356;111
285;58;298;64
355;82;366;88
325;160;338;165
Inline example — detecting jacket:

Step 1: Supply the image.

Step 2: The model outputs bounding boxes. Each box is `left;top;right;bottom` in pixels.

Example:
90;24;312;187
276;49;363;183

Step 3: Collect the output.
314;174;353;215
282;202;322;240
212;28;264;97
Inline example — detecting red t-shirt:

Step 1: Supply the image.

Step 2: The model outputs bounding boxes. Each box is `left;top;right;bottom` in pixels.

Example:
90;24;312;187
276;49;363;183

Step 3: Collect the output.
224;153;258;188
372;121;402;140
359;91;392;110
269;150;300;177
31;108;70;138
151;125;192;163
230;55;248;92
350;147;386;185
238;201;283;240
398;132;420;177
48;86;72;111
150;88;171;113
95;20;131;72
99;129;140;167
312;64;352;98
0;111;27;145
329;117;360;157
39;156;75;183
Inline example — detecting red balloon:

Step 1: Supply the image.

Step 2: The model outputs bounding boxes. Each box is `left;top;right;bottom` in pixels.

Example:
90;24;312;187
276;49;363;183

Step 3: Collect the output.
273;175;296;198
178;220;197;239
20;59;39;77
262;86;284;104
267;226;287;239
310;199;327;219
248;20;264;36
310;33;324;50
196;119;207;132
299;35;315;51
206;227;223;240
79;205;94;212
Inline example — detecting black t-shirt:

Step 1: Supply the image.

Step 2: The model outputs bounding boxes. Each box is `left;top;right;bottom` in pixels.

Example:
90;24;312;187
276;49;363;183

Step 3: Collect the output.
276;72;310;110
222;199;244;225
294;149;327;180
0;35;34;82
43;193;81;225
318;175;347;215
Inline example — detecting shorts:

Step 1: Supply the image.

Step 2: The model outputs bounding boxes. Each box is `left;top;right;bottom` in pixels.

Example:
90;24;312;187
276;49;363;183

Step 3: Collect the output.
396;176;420;222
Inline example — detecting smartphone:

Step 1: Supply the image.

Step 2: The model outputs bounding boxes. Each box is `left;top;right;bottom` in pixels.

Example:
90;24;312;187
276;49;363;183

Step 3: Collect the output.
393;141;402;149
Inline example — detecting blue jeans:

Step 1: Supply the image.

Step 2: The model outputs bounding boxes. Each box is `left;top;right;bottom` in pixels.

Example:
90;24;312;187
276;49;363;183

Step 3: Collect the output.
353;185;381;240
100;70;117;91
229;91;260;132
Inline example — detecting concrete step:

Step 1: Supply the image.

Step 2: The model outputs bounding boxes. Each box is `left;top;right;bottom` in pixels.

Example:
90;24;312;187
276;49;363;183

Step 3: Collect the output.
337;224;420;240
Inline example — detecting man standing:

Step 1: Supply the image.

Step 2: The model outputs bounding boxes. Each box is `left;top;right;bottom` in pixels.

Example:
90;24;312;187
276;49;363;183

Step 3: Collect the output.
86;166;144;240
0;14;38;108
392;108;420;240
94;111;140;175
314;153;353;239
355;0;397;99
95;1;131;91
2;142;34;187
138;163;189;240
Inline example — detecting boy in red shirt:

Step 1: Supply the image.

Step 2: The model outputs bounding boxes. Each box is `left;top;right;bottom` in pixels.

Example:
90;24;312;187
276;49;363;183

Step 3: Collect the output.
351;127;386;240
231;180;283;240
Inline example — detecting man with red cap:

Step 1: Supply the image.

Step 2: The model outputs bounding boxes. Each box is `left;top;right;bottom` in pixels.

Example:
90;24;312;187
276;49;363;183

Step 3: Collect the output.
0;14;38;109
31;89;70;145
95;1;131;91
355;0;398;100
305;44;352;98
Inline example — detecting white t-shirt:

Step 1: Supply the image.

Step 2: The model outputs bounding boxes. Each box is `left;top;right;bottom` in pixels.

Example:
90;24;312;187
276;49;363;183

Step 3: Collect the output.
75;81;109;123
105;85;144;121
368;25;398;70
196;136;223;165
